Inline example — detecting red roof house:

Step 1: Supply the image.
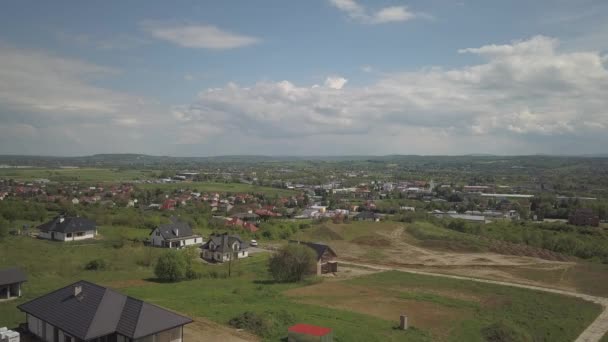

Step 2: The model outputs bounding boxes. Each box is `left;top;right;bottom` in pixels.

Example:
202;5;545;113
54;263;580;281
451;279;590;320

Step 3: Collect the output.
288;324;333;342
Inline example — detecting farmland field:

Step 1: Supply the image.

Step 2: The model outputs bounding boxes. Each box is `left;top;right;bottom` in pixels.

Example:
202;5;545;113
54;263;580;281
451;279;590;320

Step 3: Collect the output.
135;181;295;196
0;168;156;182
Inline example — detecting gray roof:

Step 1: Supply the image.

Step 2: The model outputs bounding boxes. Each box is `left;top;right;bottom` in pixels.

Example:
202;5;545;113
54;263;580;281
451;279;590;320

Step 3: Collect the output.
289;241;337;261
18;280;191;341
37;216;96;234
201;233;248;253
355;211;380;219
0;267;27;286
154;217;196;239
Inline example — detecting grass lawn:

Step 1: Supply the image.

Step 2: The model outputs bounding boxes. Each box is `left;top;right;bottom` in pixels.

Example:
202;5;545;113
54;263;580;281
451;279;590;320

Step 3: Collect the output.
0;234;602;342
0;168;156;182
135;181;296;196
287;270;601;342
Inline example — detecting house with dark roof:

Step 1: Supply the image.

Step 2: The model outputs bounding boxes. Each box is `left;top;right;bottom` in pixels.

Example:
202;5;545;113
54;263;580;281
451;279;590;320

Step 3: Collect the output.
150;217;202;249
0;267;27;300
569;208;600;227
200;233;248;262
353;211;381;222
37;215;97;241
18;280;192;342
290;241;338;275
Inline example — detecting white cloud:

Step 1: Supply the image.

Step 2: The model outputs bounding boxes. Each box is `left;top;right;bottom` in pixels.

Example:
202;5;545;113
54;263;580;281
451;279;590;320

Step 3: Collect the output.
141;21;259;49
372;6;414;23
174;36;608;154
324;76;348;89
329;0;419;24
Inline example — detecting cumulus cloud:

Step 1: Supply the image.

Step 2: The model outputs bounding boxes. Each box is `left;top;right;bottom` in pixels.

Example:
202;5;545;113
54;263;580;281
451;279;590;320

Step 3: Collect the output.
329;0;419;24
174;36;608;154
141;21;259;49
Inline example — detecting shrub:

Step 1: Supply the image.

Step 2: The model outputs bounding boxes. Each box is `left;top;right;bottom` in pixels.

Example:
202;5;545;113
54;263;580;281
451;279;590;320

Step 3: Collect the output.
154;250;188;282
228;310;296;338
268;244;316;282
85;258;107;271
482;321;532;342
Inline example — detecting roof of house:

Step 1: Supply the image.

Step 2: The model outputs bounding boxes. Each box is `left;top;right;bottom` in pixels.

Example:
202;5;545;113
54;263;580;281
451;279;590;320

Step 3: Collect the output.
231;212;260;220
288;324;332;336
0;267;27;286
289;241;337;261
37;216;96;233
201;233;248;253
154;217;196;239
18;280;192;341
354;211;379;219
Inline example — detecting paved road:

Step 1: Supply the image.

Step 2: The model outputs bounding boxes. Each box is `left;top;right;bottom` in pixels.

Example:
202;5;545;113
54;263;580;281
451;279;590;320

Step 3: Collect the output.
342;261;608;342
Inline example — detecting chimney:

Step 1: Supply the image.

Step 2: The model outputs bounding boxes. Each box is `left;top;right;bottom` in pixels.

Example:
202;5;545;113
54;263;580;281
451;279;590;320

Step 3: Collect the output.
174;228;179;236
74;285;82;297
59;216;65;223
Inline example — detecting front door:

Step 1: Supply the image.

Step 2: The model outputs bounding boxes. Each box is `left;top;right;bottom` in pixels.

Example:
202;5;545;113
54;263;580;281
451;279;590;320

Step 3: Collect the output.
51;232;55;240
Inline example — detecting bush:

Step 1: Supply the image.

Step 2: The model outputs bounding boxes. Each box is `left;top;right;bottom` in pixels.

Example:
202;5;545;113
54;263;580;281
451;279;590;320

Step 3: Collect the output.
482;321;532;342
154;250;189;282
85;258;107;271
268;244;316;282
228;310;296;338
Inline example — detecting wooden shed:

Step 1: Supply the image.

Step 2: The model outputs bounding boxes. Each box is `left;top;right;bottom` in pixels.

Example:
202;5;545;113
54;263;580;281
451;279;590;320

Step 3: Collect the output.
288;324;333;342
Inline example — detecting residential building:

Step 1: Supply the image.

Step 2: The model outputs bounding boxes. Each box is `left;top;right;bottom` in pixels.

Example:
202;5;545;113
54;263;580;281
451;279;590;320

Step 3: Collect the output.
150;217;202;249
200;233;249;263
353;211;381;222
37;216;97;241
0;267;27;300
290;241;338;275
569;208;600;227
18;280;192;342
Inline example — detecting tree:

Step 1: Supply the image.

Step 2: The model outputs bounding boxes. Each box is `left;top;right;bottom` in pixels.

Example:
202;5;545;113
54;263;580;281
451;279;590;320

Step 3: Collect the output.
154;250;188;282
268;244;316;282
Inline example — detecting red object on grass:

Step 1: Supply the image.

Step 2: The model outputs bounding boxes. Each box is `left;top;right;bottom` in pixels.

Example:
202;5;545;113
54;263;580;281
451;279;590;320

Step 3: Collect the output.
288;324;332;336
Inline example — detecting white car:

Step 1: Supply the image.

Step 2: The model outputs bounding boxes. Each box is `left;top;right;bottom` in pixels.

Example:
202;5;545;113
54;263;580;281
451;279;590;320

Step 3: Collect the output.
250;239;258;247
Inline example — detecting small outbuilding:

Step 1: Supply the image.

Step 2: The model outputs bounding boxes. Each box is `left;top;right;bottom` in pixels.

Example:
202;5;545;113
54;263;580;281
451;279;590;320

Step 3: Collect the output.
288;324;333;342
0;267;27;300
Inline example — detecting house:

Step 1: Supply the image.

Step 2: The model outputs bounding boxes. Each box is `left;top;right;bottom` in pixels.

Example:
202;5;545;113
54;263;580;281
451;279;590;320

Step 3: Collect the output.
37;216;97;241
0;267;27;300
231;212;260;224
569;208;600;227
150;217;202;249
354;211;381;222
291;241;338;275
288;324;333;342
18;280;192;342
200;233;249;262
161;199;176;210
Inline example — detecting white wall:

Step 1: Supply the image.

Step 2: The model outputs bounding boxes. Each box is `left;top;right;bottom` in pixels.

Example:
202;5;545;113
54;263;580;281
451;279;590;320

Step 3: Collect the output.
39;230;96;241
151;229;202;248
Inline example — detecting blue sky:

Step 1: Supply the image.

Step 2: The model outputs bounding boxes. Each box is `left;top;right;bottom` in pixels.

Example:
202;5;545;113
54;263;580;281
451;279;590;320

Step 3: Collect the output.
0;0;607;156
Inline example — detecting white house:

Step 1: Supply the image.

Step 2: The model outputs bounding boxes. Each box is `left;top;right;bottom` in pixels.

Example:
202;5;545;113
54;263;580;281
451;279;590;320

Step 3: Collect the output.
150;217;202;249
200;233;248;262
37;216;97;241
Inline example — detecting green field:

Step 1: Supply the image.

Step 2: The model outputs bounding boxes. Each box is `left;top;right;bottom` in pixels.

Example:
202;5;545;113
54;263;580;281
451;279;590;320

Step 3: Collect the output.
0;168;155;182
1;234;602;341
135;181;296;196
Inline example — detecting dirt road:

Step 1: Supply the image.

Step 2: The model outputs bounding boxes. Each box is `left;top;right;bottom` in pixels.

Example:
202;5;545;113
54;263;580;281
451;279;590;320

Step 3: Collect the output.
342;260;608;342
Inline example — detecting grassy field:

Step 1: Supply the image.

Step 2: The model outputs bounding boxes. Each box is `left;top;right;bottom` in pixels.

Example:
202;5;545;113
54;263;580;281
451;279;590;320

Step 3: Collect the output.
135;181;296;196
287;271;601;341
1;233;603;341
0;168;156;182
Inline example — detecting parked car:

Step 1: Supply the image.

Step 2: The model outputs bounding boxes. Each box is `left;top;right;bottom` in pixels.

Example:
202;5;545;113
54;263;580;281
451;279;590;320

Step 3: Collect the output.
250;239;258;247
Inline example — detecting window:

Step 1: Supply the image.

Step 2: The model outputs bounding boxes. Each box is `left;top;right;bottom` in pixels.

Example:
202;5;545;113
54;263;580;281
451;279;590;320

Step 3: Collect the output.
156;231;160;236
65;334;72;342
76;232;84;237
67;233;72;238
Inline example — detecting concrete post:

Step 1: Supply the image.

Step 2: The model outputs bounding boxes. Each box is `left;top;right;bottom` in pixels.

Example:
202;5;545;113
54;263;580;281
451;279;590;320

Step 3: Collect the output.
400;314;408;330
